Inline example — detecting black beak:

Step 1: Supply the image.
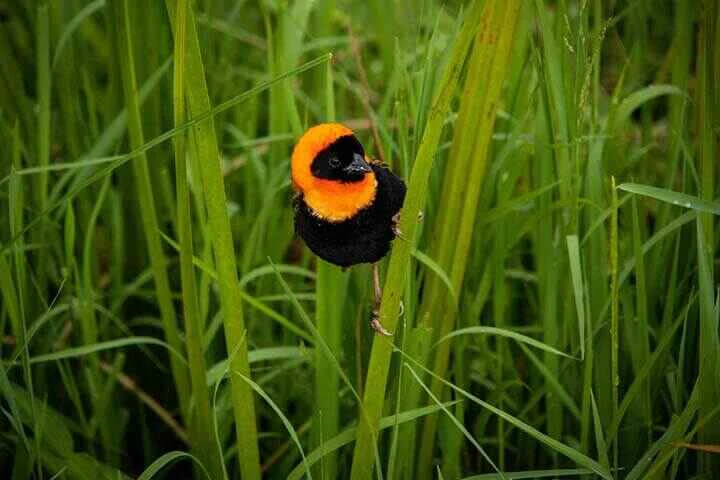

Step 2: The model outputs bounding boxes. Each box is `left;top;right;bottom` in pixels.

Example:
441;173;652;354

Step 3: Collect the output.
343;153;372;175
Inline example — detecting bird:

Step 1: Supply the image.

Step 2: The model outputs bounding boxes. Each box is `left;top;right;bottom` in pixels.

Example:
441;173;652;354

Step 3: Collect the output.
291;123;406;335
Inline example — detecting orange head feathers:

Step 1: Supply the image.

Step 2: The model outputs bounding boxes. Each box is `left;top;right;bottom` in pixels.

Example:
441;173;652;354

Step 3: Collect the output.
291;123;377;222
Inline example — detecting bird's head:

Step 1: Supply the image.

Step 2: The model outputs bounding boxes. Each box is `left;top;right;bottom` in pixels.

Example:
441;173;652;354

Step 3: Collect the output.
291;123;377;222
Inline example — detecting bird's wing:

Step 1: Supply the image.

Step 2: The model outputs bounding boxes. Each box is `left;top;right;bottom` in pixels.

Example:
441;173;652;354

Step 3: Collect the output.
371;164;407;215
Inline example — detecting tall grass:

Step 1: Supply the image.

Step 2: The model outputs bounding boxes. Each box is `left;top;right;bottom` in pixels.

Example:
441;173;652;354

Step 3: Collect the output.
171;0;224;477
1;1;718;479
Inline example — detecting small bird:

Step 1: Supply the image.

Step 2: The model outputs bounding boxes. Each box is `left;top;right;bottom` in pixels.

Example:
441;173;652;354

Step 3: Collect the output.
291;123;406;335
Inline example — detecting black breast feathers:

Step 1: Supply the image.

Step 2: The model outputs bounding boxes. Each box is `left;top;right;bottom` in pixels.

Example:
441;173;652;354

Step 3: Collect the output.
294;164;407;267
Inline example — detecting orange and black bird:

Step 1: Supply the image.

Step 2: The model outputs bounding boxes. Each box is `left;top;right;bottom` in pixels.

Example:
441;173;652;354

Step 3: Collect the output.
291;123;406;335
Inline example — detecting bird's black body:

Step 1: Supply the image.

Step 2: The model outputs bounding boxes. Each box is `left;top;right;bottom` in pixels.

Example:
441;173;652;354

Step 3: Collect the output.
294;164;406;267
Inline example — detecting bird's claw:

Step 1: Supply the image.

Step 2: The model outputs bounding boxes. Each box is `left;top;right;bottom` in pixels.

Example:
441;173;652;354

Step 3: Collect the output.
391;212;403;239
392;211;423;240
370;310;393;336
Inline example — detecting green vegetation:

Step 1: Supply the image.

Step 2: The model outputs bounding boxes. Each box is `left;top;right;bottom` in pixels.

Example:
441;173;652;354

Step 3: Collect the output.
1;0;718;478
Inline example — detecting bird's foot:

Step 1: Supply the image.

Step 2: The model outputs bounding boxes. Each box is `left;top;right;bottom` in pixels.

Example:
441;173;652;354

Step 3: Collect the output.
391;212;403;239
392;211;423;239
392;210;424;223
370;309;393;336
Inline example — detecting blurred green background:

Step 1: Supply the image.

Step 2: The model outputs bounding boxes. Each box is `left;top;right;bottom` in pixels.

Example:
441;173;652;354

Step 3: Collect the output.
0;0;719;478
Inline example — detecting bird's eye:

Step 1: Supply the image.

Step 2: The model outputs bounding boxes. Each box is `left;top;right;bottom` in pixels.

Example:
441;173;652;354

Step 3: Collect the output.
329;157;340;168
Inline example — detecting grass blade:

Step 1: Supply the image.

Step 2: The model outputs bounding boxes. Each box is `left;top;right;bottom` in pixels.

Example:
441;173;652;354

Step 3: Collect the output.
137;451;211;480
171;0;224;477
618;183;720;215
436;326;572;359
350;2;487;477
163;2;261;477
113;0;191;416
287;402;459;480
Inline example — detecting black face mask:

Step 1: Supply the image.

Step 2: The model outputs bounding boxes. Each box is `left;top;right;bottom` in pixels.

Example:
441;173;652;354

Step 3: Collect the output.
311;135;371;183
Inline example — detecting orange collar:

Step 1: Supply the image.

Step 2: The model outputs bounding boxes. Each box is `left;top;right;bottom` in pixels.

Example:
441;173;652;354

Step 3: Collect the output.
302;173;377;222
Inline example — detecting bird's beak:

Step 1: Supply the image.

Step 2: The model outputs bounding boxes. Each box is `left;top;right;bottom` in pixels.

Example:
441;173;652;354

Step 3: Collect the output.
344;153;372;175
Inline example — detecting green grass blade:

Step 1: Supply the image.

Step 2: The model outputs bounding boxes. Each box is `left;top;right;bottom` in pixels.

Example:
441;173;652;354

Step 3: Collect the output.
349;2;486;477
610;85;685;133
137;451;211;480
113;0;190;416
237;372;312;480
171;0;224;477
566;235;586;360
606;302;690;442
397;350;613;479
406;365;503;478
590;391;610;470
206;347;311;386
436;326;572;359
618;183;720;215
163;2;261;477
313;259;346;479
462;469;593;480
287;402;458;480
517;343;581;420
24;337;187;366
52;0;106;70
609;177;620;470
